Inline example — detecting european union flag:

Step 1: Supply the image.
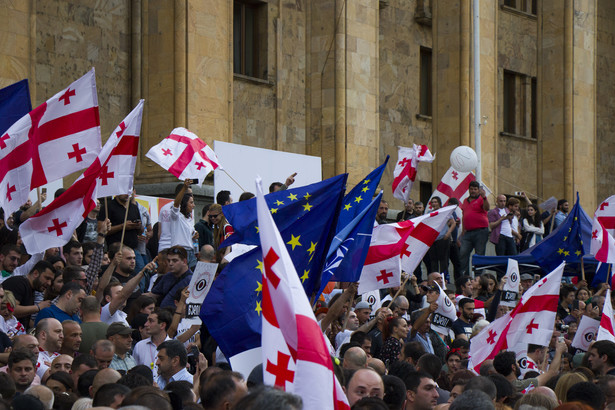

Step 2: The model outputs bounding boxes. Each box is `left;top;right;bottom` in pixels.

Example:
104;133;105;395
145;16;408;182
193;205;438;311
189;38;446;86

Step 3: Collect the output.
0;79;32;135
591;261;611;288
336;156;388;232
220;174;347;248
317;191;382;298
201;184;345;358
532;192;585;271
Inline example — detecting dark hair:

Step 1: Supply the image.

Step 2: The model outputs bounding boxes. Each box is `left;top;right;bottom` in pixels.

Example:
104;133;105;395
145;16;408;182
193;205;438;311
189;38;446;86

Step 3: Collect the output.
493;351;516;377
383;317;406;340
560;283;576;299
350;331;371;346
388;360;416;382
30;260;55;277
121;386;172;410
127;294;156;324
92;383;130;407
165;380;194;405
216;190;231;205
11;394;44;410
458;298;475;310
154;308;173;332
0;244;20;256
455;276;472;295
81;241;97;255
58;282;84;297
451;338;470;350
46;371;74;392
231;385;302;410
239;192;255;201
351;397;389;410
118;372;151;389
402;341;425;363
269;182;283;193
71;354;97;373
8;349;36;368
158;339;188;367
200;371;244;410
127;365;154;385
201;204;211;218
62;240;82;256
416;354;442;380
487;373;513;401
403;370;433;392
167;245;188;261
77;369;99;397
566;381;605;409
523;204;542;227
464;376;497;400
558;199;569;209
62;265;85;283
469;180;481;188
180;193;193;218
0;372;16;400
591;340;615;366
449;389;495;410
339;342;361;360
382;375;406;410
431;196;442;206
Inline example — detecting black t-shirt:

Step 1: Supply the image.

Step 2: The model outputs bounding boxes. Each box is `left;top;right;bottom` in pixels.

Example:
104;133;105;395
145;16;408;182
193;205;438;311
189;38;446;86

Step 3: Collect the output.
3;275;34;327
451;318;473;339
98;198;141;249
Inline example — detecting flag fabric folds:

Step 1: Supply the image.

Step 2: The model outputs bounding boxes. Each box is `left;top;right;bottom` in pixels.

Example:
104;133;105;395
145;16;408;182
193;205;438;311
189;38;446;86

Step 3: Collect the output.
531;193;585;271
19;101;143;254
597;288;615;343
255;176;350;409
0;79;32;136
337;156;388;231
0;69;101;222
591;195;615;264
426;167;475;211
145;127;221;184
392;145;434;203
469;262;564;373
357;206;456;294
571;315;600;351
220;174;347;248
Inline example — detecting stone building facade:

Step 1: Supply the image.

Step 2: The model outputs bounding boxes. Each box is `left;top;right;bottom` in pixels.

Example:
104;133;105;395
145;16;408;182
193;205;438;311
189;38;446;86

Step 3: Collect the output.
0;0;613;214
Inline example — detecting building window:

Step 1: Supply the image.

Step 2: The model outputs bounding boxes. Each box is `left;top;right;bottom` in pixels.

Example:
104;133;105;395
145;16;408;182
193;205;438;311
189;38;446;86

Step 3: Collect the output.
419;47;432;117
502;70;536;139
233;1;267;79
502;0;537;15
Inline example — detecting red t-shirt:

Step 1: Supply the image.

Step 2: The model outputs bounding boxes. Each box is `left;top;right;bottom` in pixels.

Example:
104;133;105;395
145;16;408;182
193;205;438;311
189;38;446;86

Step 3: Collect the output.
460;196;488;231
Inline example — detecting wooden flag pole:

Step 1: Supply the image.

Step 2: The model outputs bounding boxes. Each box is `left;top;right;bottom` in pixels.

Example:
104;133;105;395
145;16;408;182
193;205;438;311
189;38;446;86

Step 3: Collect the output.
580;255;585;281
221;169;246;192
118;194;132;249
391;273;411;302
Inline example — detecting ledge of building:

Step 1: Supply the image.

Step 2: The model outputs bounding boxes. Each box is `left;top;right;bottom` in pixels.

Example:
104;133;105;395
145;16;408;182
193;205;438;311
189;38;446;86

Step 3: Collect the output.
499;131;537;143
500;5;537;20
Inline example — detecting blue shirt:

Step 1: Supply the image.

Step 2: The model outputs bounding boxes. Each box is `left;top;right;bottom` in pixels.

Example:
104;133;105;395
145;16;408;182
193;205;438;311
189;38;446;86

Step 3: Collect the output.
152;270;192;308
156;367;193;389
35;304;81;325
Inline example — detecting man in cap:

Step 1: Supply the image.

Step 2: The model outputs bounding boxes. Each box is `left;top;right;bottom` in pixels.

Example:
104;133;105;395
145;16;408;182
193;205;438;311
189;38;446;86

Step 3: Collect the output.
520;274;534;294
354;301;372;326
107;322;137;372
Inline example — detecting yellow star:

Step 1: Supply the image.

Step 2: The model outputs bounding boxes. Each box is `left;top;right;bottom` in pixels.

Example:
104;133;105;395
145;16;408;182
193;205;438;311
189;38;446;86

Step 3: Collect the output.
363;179;370;185
287;234;302;250
568;227;572;232
255;260;264;273
270;208;278;214
275;200;284;206
307;242;317;255
563;236;567;241
255;225;259;233
354;196;363;203
575;249;582;256
580;240;584;245
563;250;570;257
344;204;352;211
255;300;262;315
557;248;564;255
361;186;369;193
255;281;262;293
303;203;313;211
574;217;578;221
304;192;312;200
301;270;310;283
288;193;298;201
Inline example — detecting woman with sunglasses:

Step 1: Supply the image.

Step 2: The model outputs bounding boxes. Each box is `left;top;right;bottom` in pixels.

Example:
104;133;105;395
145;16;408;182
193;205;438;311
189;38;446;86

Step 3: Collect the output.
169;179;199;270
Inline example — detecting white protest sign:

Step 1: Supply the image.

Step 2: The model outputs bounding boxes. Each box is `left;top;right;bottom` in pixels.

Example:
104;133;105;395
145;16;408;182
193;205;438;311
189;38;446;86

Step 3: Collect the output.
184;261;218;325
501;259;520;307
571;316;600;351
431;282;457;335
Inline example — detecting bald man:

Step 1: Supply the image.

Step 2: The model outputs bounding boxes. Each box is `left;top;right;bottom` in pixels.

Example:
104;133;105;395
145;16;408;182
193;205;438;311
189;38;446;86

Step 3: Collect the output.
90;367;121;398
343;347;367;370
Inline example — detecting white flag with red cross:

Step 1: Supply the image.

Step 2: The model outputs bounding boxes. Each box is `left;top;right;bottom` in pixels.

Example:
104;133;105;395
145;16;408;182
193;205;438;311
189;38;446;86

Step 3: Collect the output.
392;145;435;204
0;69;101;222
468;262;564;374
597;288;615;343
426;167;475;211
145;127;221;184
357;206;456;295
255;176;349;410
19;102;144;254
591;196;615;264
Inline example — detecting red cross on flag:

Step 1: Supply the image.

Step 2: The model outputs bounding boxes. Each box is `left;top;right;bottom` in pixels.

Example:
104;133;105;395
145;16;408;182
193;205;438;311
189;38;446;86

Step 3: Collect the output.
357;205;456;295
145;127;221;183
0;69;101;222
255;177;349;409
597;288;615;343
591;196;615;264
426;166;475;211
19;102;144;254
468;262;563;373
392;145;435;204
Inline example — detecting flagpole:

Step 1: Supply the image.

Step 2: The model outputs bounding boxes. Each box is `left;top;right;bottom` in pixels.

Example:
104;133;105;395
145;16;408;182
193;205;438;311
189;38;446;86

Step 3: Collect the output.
221;169;246;192
391;274;410;302
580;255;585;281
341;286;356;330
118;193;132;249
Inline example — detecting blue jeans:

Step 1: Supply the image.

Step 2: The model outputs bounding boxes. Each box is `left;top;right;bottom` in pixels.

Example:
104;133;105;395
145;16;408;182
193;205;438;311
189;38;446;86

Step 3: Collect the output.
459;228;489;276
495;235;518;256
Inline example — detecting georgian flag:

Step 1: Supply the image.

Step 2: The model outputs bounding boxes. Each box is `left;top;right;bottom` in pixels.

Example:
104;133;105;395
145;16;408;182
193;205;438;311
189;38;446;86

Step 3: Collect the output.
0;69;101;222
20;102;143;254
591;196;615;264
255;177;350;409
469;262;564;373
597;288;615;343
146;127;221;184
426;167;475;211
392;145;434;203
357;206;456;294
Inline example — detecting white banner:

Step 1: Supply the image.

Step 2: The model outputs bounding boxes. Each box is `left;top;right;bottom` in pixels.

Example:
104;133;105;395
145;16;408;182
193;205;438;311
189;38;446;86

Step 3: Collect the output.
431;282;457;335
571;316;600;351
501;259;520;307
184;261;218;325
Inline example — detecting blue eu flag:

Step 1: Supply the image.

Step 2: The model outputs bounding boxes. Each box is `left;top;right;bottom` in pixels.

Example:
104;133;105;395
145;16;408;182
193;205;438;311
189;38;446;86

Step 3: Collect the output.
0;79;32;135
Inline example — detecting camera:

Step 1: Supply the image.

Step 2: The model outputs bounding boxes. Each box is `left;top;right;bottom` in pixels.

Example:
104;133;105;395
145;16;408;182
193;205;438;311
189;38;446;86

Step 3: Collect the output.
187;345;200;374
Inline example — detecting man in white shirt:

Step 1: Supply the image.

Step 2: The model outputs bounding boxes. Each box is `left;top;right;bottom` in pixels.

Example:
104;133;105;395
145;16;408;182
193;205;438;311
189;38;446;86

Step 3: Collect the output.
488;196;521;256
101;258;157;326
158;184;193;253
155;339;193;388
133;308;172;375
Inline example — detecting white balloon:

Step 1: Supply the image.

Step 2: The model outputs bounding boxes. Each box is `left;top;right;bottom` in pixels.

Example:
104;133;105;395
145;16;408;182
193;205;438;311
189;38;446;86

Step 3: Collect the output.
450;146;478;172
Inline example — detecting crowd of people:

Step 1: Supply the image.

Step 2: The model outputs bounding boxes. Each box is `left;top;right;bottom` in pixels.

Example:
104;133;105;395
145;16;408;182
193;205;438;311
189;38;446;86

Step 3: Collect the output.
0;171;609;410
